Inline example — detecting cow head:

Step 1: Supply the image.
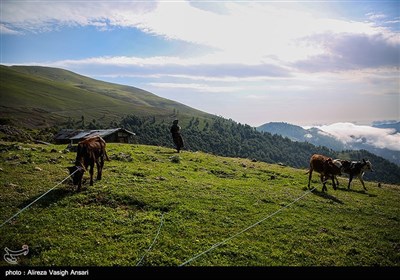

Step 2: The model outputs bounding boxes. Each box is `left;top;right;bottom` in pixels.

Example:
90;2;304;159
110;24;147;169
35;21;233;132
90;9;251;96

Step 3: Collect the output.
67;165;85;186
362;159;374;172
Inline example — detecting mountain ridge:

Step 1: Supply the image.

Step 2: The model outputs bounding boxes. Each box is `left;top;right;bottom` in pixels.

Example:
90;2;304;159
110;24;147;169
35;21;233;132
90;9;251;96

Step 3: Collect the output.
257;121;400;166
0;65;212;128
372;121;400;133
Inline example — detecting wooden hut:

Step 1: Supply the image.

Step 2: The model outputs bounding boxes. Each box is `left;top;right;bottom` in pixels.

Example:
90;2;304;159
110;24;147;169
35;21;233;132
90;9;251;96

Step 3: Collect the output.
54;128;136;144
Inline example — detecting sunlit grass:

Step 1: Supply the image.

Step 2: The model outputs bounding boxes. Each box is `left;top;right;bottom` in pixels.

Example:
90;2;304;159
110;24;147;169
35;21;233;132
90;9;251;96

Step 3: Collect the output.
0;142;399;266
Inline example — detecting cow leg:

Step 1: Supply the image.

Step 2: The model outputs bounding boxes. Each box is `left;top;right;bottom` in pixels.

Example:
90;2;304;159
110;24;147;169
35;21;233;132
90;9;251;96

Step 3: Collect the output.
320;174;327;192
96;163;102;180
96;158;103;180
331;175;337;190
100;156;104;179
347;174;354;189
307;169;313;189
89;164;94;186
359;175;367;191
335;176;339;186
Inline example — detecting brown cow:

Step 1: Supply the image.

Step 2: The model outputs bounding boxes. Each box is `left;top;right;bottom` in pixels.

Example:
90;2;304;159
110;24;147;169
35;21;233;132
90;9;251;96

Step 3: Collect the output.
306;154;342;192
68;136;109;191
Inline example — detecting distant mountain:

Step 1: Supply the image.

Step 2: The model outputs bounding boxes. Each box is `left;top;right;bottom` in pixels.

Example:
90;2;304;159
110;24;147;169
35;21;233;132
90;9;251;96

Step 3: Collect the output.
257;122;346;150
257;122;400;166
372;121;400;133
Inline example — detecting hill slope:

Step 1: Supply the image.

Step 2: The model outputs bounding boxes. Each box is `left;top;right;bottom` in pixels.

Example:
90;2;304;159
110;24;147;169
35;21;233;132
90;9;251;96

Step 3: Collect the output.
0;65;212;128
1;142;399;266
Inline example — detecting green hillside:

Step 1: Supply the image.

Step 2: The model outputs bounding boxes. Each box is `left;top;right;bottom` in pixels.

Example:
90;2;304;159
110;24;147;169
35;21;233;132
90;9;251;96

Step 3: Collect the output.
0;65;211;128
1;141;399;267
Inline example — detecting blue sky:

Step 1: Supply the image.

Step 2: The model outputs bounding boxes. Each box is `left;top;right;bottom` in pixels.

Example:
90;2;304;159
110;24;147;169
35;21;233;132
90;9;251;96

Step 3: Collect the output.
1;0;399;126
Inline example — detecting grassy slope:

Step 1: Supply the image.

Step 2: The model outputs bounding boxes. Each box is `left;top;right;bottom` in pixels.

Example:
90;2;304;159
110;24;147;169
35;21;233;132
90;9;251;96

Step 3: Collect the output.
0;65;212;128
0;141;399;266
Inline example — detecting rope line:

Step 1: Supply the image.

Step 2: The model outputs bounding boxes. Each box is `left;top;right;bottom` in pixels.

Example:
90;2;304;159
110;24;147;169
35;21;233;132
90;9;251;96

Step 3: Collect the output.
179;187;316;267
136;212;165;266
0;169;80;228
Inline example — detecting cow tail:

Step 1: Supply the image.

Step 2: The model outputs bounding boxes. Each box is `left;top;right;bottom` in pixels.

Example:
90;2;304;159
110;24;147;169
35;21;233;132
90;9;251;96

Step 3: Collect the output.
102;142;110;161
104;149;110;161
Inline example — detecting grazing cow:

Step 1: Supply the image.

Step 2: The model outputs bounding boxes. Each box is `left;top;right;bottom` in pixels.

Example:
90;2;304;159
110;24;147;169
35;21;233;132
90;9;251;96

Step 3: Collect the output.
334;159;373;191
68;136;109;191
306;154;342;192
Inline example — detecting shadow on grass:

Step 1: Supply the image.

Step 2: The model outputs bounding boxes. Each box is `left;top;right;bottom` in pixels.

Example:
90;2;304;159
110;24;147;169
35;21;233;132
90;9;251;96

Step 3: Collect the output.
18;187;74;209
154;150;177;155
336;186;376;197
304;187;344;204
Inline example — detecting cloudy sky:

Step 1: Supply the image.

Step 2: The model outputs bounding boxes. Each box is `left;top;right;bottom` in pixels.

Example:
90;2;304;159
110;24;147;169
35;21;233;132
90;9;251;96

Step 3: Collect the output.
1;0;399;127
314;122;400;151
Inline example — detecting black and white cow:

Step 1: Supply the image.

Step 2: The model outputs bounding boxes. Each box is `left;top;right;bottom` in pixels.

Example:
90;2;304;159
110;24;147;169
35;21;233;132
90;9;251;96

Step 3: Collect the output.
334;159;373;191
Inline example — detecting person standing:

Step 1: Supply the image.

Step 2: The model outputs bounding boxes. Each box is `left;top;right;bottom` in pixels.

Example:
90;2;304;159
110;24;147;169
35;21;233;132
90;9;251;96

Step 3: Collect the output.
170;119;184;153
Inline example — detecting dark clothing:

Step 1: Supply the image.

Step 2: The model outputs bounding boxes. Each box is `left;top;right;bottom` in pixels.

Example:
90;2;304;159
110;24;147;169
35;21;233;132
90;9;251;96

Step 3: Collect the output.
170;124;184;152
170;123;180;134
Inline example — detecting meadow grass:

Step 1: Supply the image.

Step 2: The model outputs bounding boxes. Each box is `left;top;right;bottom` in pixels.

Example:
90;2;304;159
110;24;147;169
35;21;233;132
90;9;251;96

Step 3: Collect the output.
0;142;399;266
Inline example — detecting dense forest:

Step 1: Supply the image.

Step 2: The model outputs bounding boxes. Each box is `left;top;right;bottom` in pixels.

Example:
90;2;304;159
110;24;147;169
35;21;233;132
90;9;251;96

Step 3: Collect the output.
120;115;335;166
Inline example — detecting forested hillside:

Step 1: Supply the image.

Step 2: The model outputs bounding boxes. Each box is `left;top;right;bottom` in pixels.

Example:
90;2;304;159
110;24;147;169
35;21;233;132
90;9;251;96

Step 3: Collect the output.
120;115;400;185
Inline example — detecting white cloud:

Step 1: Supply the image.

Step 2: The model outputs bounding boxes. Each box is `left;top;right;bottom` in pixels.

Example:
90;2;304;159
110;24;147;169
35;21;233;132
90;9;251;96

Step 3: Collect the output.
148;82;243;93
315;123;400;151
2;1;397;65
294;33;400;72
1;1;155;33
35;55;291;79
0;23;22;35
366;12;387;20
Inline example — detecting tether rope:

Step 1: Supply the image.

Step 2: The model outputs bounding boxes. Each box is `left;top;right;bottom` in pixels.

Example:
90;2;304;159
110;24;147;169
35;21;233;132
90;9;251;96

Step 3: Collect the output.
136;212;165;266
0;168;80;228
179;187;316;266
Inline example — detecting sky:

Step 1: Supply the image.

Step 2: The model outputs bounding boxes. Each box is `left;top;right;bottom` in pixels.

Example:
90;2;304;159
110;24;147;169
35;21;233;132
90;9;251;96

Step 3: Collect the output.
1;0;399;127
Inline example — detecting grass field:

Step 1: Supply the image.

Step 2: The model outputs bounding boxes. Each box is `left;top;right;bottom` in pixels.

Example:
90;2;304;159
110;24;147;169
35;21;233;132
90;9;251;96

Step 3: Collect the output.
0;141;399;267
